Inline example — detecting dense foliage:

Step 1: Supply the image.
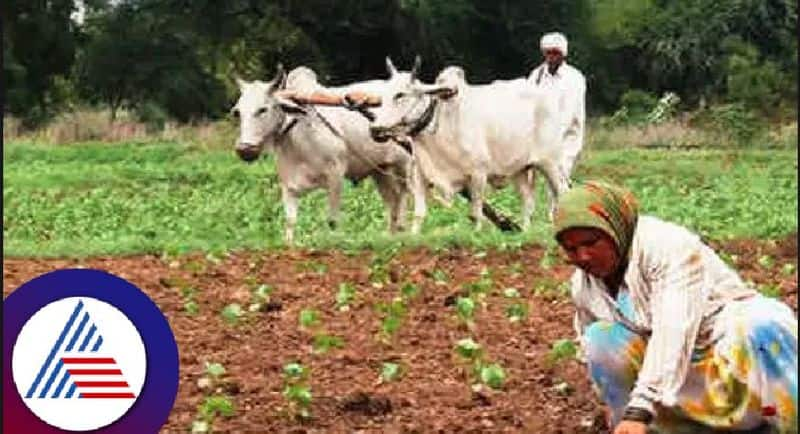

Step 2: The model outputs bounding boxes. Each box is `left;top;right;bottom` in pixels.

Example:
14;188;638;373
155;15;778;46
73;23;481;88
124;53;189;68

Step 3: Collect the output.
4;0;797;126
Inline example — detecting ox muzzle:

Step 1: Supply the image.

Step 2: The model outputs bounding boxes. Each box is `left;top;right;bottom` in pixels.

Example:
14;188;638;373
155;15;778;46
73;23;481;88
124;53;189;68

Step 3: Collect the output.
236;142;262;162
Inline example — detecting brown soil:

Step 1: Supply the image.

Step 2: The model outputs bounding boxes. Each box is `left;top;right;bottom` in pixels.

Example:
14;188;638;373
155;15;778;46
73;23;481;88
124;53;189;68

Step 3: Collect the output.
3;234;796;433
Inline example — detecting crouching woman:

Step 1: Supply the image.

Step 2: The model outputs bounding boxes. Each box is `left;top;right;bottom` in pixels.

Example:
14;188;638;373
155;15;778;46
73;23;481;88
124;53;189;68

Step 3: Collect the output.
553;180;797;434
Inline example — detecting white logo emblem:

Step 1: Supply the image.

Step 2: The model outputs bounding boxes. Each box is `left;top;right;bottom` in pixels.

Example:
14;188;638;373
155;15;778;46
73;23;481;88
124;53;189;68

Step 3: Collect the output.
11;297;147;431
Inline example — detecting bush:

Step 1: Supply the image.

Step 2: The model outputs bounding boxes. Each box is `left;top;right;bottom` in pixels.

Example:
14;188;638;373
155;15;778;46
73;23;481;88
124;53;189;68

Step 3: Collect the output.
620;89;659;119
723;37;794;118
603;89;660;127
692;103;767;145
135;101;170;133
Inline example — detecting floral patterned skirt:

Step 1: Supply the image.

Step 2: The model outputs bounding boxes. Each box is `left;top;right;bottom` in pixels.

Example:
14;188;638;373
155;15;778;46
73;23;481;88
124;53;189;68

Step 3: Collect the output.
583;294;797;434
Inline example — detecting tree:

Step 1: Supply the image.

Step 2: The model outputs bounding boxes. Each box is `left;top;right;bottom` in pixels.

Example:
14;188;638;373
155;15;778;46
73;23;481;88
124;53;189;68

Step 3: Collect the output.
3;0;78;124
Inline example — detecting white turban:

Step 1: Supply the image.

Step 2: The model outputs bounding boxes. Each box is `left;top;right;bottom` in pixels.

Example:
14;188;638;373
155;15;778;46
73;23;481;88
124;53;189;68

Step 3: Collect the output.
540;32;568;57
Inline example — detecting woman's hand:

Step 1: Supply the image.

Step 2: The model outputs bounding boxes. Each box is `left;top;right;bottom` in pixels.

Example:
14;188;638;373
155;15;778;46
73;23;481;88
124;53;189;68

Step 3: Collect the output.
613;420;648;434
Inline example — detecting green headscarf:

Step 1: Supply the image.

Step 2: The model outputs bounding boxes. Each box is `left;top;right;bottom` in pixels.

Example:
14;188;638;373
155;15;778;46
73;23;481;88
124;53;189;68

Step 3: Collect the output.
553;180;640;261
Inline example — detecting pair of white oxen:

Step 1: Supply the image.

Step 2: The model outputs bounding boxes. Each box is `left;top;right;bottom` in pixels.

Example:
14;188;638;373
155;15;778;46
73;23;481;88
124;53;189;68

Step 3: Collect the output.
232;57;572;245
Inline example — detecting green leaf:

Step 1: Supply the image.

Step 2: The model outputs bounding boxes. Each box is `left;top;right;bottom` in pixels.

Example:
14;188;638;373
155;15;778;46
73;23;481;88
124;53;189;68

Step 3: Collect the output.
455;338;482;360
299;309;320;329
205;362;226;378
252;284;273;303
200;395;234;419
380;362;402;382
505;303;528;322
432;269;449;284
184;300;199;316
758;254;775;269
335;283;357;310
400;282;420;299
312;334;344;353
782;263;796;276
283;384;312;407
480;364;506;390
283;362;307;379
503;288;520;298
548;339;578;363
221;303;243;325
456;297;475;321
382;316;402;336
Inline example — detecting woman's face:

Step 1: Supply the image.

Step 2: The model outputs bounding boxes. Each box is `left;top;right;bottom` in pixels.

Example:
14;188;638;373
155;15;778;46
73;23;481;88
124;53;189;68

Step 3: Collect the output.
558;227;620;279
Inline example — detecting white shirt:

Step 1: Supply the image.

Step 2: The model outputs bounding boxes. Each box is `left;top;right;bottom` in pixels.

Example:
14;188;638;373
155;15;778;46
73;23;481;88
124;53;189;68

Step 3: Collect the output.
569;216;758;414
528;61;586;160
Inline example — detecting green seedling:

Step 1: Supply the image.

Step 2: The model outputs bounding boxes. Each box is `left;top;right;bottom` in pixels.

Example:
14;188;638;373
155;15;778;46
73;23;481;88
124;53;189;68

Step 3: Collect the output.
455;338;483;361
455;296;476;329
758;254;775;269
249;284;274;312
369;248;397;286
299;309;320;329
505;302;528;323
503;288;520;298
312;334;344;354
184;300;199;316
282;363;312;419
379;362;402;383
464;275;493;300
431;269;449;285
297;260;328;275
400;282;420;300
782;263;796;276
376;298;407;343
181;286;200;316
197;361;226;391
205;362;226;379
479;363;506;390
336;282;357;311
533;277;570;300
221;303;244;325
547;339;578;366
193;395;234;432
454;338;506;392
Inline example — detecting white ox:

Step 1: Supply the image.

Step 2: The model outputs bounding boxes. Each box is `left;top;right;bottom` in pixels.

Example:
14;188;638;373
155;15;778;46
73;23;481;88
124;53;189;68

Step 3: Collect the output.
232;63;426;245
366;65;569;230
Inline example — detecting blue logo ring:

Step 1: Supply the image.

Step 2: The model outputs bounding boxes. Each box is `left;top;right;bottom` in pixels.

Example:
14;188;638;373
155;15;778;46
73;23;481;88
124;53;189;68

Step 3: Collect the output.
3;269;179;433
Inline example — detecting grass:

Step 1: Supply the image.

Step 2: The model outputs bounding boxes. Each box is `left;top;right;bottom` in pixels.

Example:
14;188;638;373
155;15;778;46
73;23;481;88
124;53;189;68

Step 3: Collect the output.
3;138;797;258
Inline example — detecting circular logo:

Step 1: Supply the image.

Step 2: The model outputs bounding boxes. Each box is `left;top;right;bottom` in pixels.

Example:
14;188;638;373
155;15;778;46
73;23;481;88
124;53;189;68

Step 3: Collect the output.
12;297;147;430
3;269;179;433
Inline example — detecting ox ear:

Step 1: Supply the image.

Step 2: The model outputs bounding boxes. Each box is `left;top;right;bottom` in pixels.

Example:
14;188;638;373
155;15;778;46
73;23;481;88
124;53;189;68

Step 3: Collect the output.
234;75;247;90
410;55;422;82
267;63;287;95
386;57;398;77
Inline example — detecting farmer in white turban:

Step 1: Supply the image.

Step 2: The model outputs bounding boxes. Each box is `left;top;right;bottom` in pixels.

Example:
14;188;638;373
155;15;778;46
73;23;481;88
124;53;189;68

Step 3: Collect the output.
529;32;586;183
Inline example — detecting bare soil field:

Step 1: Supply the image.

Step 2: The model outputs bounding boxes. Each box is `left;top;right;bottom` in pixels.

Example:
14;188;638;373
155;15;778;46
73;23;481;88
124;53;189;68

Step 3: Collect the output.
3;235;796;433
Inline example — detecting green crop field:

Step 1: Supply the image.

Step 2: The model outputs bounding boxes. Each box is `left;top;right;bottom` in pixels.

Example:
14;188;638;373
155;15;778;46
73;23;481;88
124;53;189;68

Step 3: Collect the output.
3;140;797;258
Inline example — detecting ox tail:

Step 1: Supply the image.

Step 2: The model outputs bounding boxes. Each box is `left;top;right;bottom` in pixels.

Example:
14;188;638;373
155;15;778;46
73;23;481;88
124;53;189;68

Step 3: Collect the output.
458;190;521;233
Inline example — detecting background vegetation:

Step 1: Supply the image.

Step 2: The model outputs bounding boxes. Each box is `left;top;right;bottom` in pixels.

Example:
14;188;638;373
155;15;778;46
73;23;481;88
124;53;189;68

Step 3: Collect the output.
5;0;797;128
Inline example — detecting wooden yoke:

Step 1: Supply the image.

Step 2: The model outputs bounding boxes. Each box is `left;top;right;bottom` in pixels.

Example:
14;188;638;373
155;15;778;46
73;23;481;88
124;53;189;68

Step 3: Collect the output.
274;90;381;108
